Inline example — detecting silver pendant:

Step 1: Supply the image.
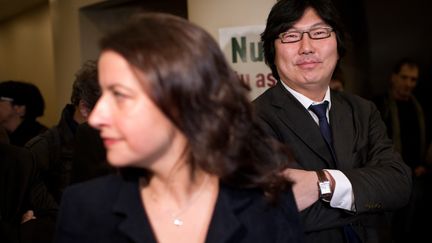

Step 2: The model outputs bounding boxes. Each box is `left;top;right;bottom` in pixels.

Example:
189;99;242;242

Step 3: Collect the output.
173;218;183;226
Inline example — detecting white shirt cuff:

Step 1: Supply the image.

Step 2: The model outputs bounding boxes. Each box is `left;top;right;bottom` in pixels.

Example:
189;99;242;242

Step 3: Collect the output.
325;169;355;212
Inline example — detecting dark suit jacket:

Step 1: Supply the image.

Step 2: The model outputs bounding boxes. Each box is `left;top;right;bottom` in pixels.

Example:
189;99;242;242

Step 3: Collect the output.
0;143;35;243
373;93;427;168
70;122;113;184
253;82;412;243
55;174;304;243
0;143;57;243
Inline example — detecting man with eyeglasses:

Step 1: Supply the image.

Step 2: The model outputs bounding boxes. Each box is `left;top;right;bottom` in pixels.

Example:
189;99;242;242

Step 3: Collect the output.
253;0;412;242
0;80;47;146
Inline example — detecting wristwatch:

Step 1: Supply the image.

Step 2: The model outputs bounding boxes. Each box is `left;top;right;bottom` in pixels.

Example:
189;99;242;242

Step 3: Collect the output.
316;170;332;202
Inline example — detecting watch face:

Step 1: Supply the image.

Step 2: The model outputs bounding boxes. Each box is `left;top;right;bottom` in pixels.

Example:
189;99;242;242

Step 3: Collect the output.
316;170;332;202
319;181;332;194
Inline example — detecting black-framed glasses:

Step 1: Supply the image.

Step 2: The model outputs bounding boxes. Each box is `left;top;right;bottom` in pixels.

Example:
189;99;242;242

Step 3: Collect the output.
279;27;333;43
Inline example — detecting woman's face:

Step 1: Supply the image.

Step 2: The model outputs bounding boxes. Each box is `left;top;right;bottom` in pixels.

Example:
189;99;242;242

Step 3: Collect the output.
89;50;186;169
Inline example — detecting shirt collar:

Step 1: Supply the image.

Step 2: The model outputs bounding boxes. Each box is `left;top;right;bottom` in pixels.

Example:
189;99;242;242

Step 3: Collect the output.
280;81;332;110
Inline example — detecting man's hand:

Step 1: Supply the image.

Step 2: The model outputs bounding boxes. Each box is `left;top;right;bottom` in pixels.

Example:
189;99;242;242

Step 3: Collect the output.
282;168;321;211
21;210;36;223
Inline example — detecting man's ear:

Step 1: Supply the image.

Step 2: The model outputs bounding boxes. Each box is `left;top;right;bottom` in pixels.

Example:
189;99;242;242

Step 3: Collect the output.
78;100;90;119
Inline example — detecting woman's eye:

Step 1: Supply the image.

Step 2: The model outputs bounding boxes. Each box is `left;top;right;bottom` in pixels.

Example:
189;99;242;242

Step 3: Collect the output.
112;90;127;99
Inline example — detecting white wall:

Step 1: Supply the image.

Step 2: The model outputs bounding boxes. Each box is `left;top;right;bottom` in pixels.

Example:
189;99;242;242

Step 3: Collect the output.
0;4;56;126
50;0;105;116
0;0;104;126
0;0;277;125
188;0;276;40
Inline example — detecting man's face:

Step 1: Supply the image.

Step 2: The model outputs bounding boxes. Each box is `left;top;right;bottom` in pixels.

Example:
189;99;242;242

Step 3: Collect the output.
0;98;22;132
274;7;339;98
391;64;418;101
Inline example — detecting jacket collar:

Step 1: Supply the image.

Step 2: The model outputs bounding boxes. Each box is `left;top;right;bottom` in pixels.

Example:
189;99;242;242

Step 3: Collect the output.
270;82;335;168
112;178;157;243
205;184;253;243
329;92;355;170
111;179;251;243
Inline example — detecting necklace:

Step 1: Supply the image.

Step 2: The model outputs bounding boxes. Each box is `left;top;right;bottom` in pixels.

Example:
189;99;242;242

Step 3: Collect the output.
149;174;210;227
170;175;209;227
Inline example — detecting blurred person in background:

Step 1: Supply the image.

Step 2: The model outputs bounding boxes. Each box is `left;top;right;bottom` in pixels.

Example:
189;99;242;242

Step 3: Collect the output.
26;60;101;203
374;57;431;243
0;80;47;146
22;61;101;243
0;126;57;243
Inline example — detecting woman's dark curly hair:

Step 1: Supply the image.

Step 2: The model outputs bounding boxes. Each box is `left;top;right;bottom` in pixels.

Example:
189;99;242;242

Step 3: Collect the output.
100;12;295;201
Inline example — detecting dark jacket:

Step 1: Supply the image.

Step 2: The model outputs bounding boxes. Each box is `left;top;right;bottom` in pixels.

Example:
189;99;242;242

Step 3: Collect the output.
26;104;78;203
55;174;304;243
9;119;47;147
374;93;428;170
70;122;112;184
0;143;57;243
253;82;412;243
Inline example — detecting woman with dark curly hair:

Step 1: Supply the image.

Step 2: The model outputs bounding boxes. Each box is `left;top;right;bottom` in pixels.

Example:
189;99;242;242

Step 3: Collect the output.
54;12;303;243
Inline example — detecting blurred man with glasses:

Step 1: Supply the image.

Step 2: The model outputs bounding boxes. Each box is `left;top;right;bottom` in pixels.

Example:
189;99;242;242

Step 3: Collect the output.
0;81;47;146
253;0;412;242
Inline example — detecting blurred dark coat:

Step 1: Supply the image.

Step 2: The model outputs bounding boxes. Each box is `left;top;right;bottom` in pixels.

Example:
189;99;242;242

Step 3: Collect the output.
26;104;78;203
9;119;47;147
70;122;112;184
55;175;304;243
0;143;57;243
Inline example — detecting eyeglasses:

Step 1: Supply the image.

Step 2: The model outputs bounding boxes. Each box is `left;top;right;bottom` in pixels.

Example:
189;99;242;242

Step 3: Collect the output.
279;27;333;43
0;96;13;102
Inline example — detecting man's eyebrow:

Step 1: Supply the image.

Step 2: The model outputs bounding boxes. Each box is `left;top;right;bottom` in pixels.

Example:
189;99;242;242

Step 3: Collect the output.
289;22;330;30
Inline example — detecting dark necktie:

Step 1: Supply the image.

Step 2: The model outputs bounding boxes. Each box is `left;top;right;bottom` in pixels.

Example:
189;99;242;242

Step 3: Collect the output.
309;101;361;243
309;101;336;162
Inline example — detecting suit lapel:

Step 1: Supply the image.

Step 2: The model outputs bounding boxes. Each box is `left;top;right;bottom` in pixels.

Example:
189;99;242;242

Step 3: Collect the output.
111;181;251;243
112;179;157;243
271;82;335;167
330;92;354;169
205;184;249;243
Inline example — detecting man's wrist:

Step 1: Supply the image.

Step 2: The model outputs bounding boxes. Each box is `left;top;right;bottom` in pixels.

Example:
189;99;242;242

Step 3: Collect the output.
317;170;333;202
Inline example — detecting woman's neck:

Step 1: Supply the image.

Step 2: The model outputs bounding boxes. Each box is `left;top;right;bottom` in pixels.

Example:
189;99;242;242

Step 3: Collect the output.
143;167;209;207
140;169;219;242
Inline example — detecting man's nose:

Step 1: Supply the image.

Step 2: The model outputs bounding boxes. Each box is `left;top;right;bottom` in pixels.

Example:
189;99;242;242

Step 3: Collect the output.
298;33;315;55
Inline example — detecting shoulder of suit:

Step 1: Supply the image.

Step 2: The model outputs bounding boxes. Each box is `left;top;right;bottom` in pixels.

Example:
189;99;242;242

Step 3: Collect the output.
253;85;276;102
332;91;373;106
0;143;33;162
64;174;122;199
25;127;60;148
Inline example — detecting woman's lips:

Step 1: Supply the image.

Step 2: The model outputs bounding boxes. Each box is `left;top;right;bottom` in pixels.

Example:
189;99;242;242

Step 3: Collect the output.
102;137;119;147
